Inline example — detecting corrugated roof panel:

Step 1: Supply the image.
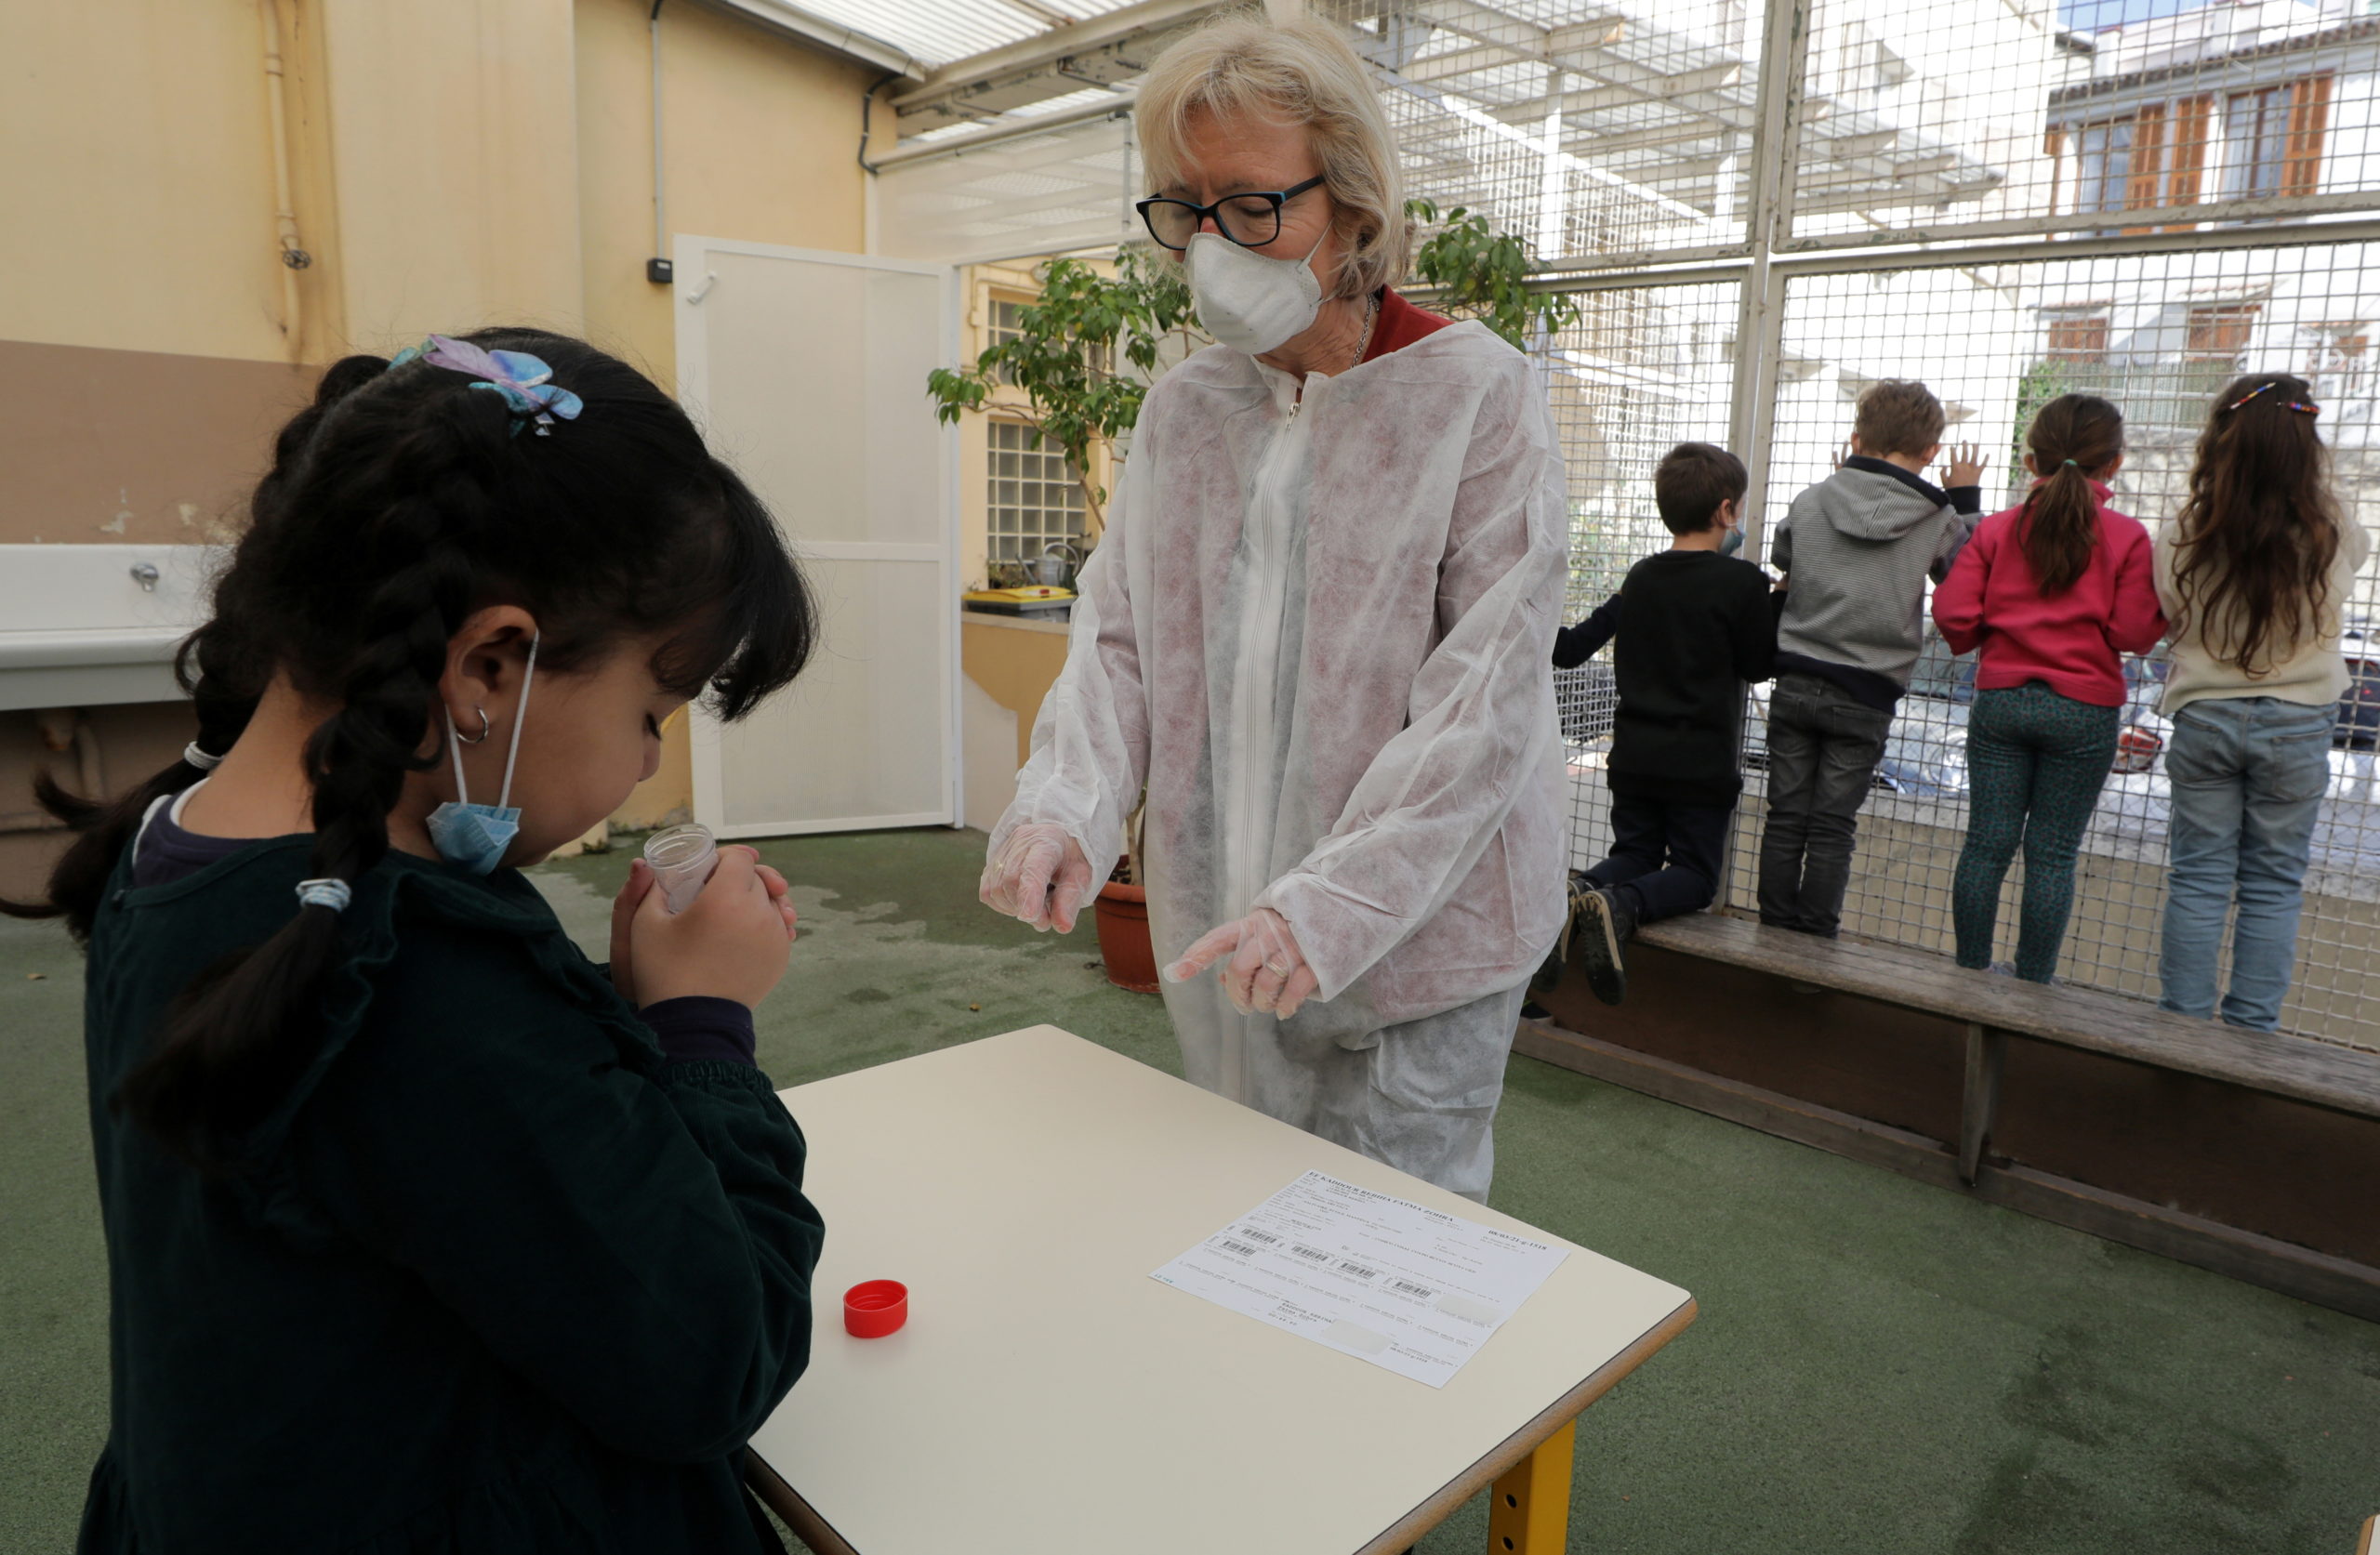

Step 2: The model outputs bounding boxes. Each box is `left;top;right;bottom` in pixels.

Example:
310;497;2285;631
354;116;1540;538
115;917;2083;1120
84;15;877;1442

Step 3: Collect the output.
792;0;1188;72
794;0;1038;69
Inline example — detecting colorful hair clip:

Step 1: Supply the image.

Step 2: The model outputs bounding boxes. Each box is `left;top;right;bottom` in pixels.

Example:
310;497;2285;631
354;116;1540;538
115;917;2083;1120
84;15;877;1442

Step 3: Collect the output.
2223;381;2320;416
386;335;584;436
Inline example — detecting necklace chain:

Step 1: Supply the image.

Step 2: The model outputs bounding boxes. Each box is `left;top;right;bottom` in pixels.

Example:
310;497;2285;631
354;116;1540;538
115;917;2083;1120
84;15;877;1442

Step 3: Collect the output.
1351;293;1380;371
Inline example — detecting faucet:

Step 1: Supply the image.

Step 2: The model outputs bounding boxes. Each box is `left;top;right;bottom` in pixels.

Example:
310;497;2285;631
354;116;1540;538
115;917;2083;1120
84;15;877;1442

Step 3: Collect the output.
130;562;159;593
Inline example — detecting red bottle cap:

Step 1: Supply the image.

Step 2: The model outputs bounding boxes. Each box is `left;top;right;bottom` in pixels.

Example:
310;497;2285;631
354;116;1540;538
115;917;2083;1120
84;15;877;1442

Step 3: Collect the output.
843;1280;908;1338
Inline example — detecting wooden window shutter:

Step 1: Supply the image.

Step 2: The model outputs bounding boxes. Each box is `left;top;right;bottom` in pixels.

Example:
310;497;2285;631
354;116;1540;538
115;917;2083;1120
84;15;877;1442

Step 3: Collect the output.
2164;96;2214;229
2285;73;2333;198
2122;105;2167;233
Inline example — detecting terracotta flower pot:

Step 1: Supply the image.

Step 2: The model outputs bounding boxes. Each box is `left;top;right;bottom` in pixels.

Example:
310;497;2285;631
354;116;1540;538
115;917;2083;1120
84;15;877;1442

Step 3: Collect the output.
1092;880;1161;994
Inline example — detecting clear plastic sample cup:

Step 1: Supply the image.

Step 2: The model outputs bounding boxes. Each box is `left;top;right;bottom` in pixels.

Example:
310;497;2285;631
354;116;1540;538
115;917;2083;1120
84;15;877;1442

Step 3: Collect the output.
643;823;719;914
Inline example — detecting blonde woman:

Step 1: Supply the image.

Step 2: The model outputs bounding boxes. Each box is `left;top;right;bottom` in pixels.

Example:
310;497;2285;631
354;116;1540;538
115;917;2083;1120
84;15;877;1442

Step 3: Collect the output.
980;14;1568;1200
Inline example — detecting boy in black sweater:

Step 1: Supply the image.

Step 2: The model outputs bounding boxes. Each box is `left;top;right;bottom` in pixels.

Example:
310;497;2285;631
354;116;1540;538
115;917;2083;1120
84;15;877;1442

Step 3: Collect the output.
1549;441;1779;1005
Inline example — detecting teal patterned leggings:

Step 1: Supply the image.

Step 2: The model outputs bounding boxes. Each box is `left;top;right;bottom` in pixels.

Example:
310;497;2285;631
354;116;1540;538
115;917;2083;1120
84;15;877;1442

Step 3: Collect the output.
1952;681;2121;982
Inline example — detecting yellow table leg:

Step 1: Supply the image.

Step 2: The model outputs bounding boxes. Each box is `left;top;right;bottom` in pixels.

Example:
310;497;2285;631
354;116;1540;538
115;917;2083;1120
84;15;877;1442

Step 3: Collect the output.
1487;1417;1575;1554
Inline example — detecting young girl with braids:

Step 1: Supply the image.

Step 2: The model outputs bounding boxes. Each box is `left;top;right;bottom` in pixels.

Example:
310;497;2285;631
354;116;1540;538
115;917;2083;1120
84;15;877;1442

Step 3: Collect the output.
2153;373;2369;1031
1932;394;2165;982
5;332;825;1553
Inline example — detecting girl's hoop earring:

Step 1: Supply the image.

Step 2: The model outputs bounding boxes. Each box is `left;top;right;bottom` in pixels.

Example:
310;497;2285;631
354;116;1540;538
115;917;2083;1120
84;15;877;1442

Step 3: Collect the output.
455;706;493;745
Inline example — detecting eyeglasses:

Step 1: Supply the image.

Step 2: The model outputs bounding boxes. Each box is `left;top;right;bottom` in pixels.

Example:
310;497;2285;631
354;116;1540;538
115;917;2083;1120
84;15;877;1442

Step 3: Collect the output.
2224;380;2321;416
1135;175;1327;252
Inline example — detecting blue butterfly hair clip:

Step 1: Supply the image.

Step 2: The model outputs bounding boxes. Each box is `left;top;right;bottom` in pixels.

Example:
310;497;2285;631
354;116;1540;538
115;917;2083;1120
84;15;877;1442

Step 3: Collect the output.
388;335;584;436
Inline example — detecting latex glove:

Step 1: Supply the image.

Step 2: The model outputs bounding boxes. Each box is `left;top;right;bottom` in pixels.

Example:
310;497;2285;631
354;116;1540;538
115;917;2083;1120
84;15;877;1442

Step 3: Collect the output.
981;824;1095;933
1164;907;1319;1019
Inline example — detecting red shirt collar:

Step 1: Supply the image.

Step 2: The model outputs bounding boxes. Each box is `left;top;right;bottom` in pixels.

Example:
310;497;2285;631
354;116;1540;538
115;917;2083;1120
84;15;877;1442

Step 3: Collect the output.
1361;286;1455;363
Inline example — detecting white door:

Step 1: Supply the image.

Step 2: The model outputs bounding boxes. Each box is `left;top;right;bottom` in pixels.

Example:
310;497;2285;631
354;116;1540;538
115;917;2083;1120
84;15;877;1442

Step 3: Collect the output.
673;237;959;837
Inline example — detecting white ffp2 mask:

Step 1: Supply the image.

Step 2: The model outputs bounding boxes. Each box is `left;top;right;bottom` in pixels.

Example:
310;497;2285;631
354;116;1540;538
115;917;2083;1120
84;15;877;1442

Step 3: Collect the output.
1183;229;1329;357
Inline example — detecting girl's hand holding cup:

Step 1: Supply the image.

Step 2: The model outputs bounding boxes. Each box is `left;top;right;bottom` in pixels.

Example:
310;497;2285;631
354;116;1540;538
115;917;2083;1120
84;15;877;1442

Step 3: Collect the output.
622;844;798;1009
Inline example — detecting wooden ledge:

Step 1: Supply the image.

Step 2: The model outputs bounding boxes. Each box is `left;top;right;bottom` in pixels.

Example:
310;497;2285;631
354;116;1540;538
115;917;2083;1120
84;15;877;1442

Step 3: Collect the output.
1633;912;2380;1121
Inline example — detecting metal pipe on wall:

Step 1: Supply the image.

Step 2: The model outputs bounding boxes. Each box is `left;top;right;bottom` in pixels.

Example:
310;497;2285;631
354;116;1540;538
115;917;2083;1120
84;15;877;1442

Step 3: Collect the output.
653;1;668;264
260;0;310;362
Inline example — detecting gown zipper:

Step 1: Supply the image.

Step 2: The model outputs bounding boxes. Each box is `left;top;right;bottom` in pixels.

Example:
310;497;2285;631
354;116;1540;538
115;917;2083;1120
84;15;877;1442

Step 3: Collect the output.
1220;382;1308;1099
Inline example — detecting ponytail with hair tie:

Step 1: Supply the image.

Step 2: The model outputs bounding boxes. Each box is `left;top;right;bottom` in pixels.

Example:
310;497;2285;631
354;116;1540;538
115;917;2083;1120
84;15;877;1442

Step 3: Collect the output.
2018;394;2124;598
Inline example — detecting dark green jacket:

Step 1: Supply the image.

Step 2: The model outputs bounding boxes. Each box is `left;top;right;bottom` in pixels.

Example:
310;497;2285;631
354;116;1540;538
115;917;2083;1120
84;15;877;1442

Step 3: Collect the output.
75;838;823;1553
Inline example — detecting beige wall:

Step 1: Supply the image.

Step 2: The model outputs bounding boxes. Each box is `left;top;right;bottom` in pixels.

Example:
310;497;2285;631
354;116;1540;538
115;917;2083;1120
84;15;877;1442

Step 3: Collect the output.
3;0;881;834
324;0;585;350
576;0;875;393
0;1;324;363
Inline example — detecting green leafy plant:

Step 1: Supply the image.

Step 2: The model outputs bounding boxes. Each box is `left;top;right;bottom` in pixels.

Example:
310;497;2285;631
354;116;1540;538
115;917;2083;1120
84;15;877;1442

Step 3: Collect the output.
2008;358;2070;494
1404;198;1581;349
926;248;1199;531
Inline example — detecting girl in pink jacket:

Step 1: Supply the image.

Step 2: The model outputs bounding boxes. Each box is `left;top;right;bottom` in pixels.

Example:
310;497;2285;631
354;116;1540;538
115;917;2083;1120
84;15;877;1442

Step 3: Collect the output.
1932;394;2166;981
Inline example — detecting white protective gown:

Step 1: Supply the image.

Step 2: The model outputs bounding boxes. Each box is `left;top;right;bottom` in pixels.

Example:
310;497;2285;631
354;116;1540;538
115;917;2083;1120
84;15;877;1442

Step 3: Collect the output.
988;321;1569;1197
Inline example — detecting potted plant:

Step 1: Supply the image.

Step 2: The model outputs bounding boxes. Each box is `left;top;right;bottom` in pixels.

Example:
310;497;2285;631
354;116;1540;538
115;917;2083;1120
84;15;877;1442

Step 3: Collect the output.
928;208;1573;993
930;249;1197;993
1092;809;1160;995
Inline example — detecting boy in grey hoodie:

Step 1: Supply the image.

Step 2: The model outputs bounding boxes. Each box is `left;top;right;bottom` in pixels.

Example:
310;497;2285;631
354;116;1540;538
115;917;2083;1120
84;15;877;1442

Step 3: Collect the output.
1759;380;1986;937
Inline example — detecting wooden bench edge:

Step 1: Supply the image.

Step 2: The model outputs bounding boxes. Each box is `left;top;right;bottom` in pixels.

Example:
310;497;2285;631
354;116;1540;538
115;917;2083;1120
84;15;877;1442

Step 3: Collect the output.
1627;914;2380;1121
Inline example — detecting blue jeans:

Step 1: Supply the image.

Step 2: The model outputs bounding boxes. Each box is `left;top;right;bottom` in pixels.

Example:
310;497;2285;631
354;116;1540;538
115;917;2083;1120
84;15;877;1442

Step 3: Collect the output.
2159;696;2334;1031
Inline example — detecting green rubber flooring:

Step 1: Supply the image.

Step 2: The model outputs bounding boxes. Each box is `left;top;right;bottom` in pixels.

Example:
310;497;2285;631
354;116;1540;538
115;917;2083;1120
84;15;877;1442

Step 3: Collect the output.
4;826;2375;1553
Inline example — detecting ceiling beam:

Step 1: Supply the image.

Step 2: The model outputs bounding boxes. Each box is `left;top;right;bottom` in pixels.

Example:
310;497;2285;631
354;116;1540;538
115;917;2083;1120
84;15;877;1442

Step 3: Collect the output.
892;0;1226;125
691;0;922;77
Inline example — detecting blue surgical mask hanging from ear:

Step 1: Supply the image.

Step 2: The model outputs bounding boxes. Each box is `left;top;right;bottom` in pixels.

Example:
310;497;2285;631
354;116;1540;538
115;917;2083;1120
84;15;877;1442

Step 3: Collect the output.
425;634;538;876
1719;523;1745;558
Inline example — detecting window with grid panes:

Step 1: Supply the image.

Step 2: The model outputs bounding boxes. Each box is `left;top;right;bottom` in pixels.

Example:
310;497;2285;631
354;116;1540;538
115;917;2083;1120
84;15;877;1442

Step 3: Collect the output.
988;297;1026;386
2045;314;2109;362
986;420;1085;565
2223;77;2332;204
2186;302;2261;363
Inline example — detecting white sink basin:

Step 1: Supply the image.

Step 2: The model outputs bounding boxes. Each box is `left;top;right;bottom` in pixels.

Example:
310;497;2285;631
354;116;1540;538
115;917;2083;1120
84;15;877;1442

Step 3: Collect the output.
0;545;223;711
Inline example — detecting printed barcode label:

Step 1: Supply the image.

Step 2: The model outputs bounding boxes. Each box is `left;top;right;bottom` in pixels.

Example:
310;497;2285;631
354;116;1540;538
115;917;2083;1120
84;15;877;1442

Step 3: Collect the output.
1391;1279;1435;1298
1238;1228;1281;1244
1337;1261;1380;1280
1290;1245;1332;1262
1217;1239;1259;1258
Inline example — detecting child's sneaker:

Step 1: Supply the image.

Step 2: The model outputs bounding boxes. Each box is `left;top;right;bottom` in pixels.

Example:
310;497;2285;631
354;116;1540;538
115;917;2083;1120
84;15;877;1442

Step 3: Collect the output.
1575;885;1638;1006
1529;870;1598;995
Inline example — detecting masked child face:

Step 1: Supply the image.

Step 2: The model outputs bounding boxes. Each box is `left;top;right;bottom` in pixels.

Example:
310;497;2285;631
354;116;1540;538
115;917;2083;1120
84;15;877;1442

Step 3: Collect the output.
417;606;680;870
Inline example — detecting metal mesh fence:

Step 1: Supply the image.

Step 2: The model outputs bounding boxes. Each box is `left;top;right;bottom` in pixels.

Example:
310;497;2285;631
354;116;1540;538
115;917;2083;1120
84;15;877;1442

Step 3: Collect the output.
1795;0;2380;245
1325;0;1762;260
1542;283;1741;854
1747;242;2380;1048
1317;0;2380;1050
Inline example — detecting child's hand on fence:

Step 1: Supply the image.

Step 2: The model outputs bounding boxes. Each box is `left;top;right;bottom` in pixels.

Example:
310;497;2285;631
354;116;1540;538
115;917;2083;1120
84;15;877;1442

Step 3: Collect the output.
1832;439;1853;470
1943;442;1987;488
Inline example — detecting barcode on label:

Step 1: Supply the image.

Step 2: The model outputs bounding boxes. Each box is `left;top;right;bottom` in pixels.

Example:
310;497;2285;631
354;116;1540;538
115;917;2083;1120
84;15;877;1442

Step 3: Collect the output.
1337;1262;1380;1280
1290;1245;1332;1262
1217;1239;1259;1258
1391;1280;1435;1298
1237;1228;1281;1244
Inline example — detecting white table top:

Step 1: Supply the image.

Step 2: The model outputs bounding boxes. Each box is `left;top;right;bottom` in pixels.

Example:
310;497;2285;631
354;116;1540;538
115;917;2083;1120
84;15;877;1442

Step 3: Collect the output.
750;1026;1694;1555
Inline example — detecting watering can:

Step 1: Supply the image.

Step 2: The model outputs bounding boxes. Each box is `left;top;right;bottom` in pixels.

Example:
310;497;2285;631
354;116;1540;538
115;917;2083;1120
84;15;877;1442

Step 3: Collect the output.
1033;540;1083;589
